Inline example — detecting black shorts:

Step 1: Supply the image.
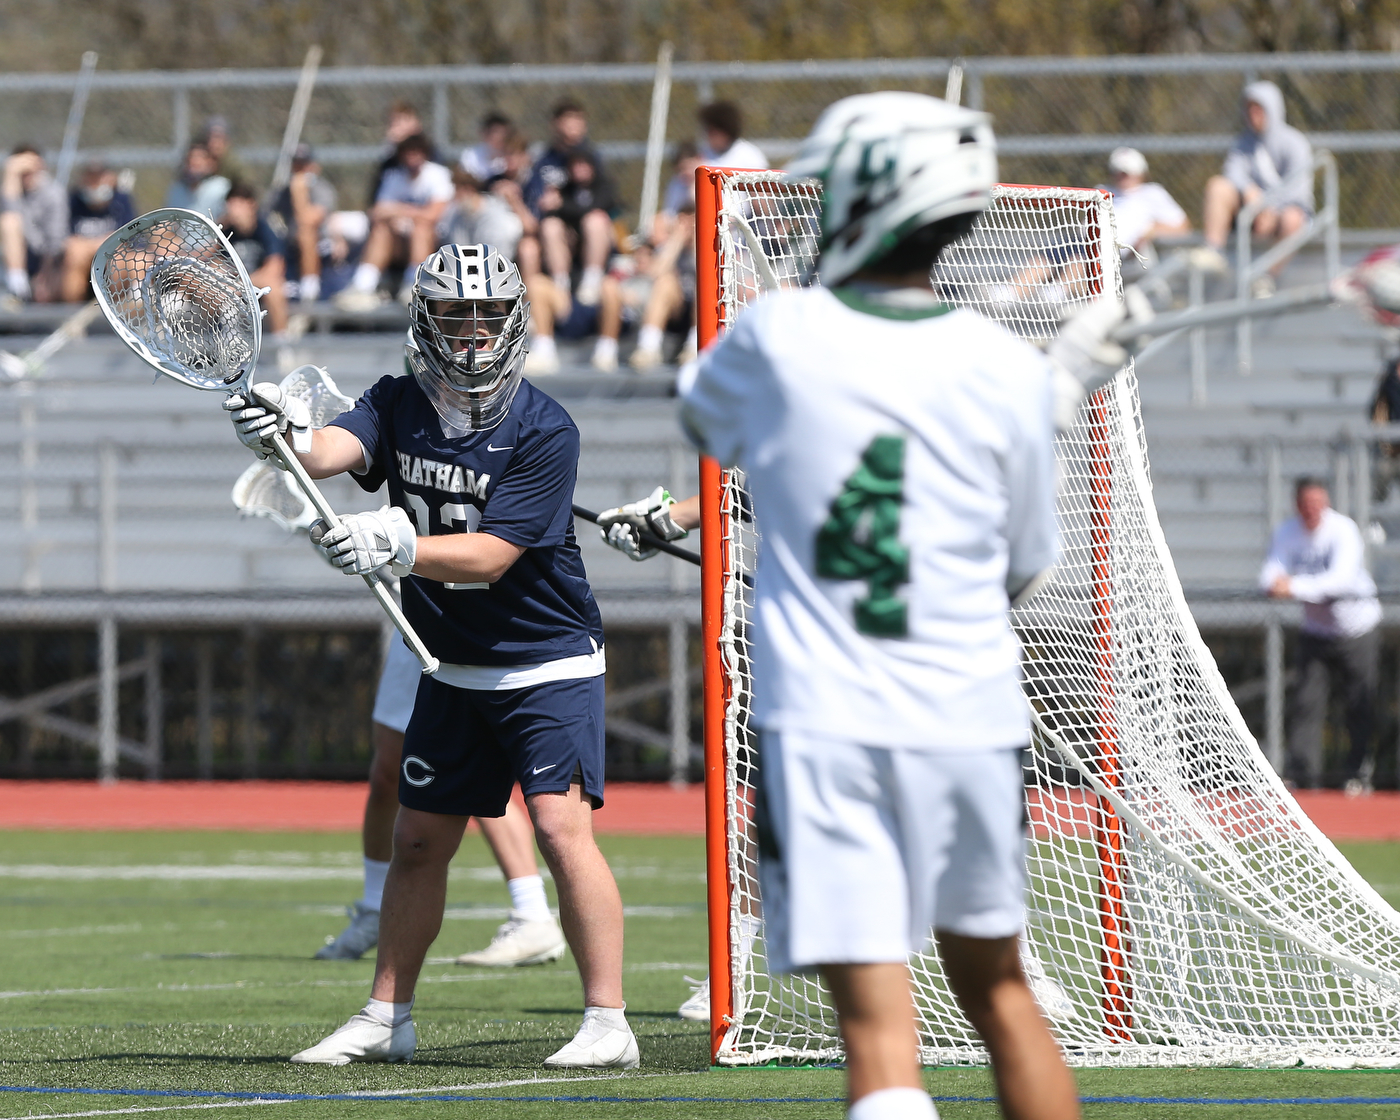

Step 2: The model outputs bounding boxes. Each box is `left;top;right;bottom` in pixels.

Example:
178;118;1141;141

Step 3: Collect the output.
399;674;605;817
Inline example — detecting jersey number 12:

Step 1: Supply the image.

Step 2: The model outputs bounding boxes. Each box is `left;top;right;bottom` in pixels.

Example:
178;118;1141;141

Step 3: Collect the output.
815;435;909;638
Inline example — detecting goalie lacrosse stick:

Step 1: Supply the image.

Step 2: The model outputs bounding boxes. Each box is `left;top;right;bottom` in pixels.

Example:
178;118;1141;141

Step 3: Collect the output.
91;208;440;673
571;503;702;566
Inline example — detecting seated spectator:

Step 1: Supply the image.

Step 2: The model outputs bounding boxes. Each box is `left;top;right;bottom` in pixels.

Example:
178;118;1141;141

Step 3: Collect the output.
660;139;702;224
1;145;68;303
592;206;696;372
525;99;614;304
337;133;453;310
62;159;135;302
491;129;540;277
366;99;444;209
219;181;288;337
200;115;251;189
698;101;768;170
1200;81;1314;296
1105;147;1190;259
165;141;230;219
460;111;513;183
438;168;523;261
270;143;337;302
523;268;596;376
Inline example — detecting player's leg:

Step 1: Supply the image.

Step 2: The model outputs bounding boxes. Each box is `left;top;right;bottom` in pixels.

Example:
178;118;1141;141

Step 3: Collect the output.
938;933;1079;1120
1202;175;1243;251
1286;634;1328;788
456;799;567;966
820;962;924;1105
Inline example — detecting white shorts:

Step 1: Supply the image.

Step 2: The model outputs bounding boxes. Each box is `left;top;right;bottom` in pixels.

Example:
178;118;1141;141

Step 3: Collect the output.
757;732;1026;974
371;638;422;734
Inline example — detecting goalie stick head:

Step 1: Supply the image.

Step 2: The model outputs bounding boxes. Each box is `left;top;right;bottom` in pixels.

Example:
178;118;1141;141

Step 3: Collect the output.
231;459;316;532
277;363;355;429
90;208;263;393
786;91;996;287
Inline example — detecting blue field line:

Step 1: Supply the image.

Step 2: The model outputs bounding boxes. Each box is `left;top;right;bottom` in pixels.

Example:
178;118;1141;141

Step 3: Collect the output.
6;1084;1400;1107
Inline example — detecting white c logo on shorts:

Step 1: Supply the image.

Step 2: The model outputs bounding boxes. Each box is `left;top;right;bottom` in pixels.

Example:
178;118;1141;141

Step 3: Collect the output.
402;756;436;787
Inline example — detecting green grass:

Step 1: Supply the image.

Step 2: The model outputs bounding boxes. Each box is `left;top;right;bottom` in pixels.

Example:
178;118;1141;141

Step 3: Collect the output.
3;833;1400;1119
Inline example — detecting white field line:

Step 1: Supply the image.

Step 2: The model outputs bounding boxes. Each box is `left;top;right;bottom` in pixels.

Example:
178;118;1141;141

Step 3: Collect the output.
1;923;143;939
0;1072;663;1120
0;863;697;883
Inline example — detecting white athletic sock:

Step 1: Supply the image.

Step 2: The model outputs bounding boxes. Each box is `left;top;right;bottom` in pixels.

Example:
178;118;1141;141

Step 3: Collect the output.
351;262;381;293
299;273;320;302
360;857;390;912
582;1004;628;1031
551;271;571;294
848;1087;939;1120
592;335;618;364
532;334;558;362
6;268;30;299
637;323;664;354
364;996;414;1027
580;265;603;288
507;874;552;922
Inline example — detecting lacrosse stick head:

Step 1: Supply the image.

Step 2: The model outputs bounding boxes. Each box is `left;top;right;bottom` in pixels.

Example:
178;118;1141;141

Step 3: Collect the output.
1332;244;1400;328
91;208;263;392
278;364;355;429
231;459;316;532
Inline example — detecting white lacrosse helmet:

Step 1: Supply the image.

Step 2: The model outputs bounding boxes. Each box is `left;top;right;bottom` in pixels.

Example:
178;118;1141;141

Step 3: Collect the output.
407;244;529;433
786;91;997;287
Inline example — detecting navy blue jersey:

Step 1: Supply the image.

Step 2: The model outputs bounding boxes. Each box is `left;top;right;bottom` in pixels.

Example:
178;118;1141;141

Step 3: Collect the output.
330;374;603;667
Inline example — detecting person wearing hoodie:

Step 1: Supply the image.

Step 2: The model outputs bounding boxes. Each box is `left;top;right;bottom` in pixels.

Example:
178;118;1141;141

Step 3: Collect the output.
1199;81;1313;296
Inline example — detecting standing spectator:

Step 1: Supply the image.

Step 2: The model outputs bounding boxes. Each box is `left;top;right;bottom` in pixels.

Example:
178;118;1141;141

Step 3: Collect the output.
270;143;337;303
525;99;613;305
1199;81;1314;296
1;145;68;304
61;159;135;302
460;110;513;183
165;141;230;219
200;115;252;189
337;134;453;310
438;168;523;261
698;101;768;170
1261;478;1380;793
1104;147;1189;258
219;181;289;338
366;99;443;209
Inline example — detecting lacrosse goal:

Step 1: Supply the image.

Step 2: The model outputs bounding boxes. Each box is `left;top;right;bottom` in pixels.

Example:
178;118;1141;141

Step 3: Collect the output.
695;169;1400;1069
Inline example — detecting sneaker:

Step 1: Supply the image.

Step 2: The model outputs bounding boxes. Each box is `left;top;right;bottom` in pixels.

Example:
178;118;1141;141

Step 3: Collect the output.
1345;777;1374;798
629;346;662;371
1251;274;1277;300
314;902;379;960
590;346;618;372
333;289;384;313
524;348;560;376
290;1011;415;1065
456;911;566;967
575;274;603;307
543;1009;639;1069
678;975;709;1021
1187;246;1230;275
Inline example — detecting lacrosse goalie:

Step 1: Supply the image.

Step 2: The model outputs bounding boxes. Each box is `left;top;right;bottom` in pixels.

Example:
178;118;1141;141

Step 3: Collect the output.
226;243;636;1071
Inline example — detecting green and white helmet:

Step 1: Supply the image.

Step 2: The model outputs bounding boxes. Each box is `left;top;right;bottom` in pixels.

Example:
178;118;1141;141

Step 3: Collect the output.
786;91;997;287
406;243;529;434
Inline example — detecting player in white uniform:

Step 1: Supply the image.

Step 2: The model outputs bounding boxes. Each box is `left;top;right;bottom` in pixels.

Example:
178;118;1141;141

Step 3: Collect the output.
674;93;1131;1120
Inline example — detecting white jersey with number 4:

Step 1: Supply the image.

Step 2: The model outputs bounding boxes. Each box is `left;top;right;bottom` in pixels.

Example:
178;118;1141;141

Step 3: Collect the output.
679;286;1058;751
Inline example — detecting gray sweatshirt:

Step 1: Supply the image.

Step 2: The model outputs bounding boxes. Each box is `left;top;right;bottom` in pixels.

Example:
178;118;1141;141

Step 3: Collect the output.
1222;80;1314;213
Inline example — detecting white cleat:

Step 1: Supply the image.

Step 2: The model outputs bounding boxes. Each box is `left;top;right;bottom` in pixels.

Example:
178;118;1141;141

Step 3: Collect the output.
456;911;567;967
314;902;379;960
289;1012;415;1065
543;1009;640;1070
677;975;710;1021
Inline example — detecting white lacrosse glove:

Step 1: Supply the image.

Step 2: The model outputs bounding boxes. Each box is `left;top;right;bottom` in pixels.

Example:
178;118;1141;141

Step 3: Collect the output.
224;382;313;462
1046;296;1130;433
309;505;416;577
597;485;688;562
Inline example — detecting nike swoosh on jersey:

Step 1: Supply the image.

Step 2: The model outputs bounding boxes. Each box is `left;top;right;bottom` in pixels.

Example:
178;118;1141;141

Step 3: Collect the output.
532;763;557;775
487;444;514;452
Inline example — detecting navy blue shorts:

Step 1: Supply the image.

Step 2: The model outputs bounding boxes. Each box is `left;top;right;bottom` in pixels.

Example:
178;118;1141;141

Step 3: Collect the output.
398;674;605;817
555;298;599;340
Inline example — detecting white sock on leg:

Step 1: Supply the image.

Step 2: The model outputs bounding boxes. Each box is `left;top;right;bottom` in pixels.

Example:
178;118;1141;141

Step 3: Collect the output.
360;857;390;912
848;1087;939;1120
507;874;552;922
299;273;320;302
364;996;414;1027
351;263;381;293
532;335;558;362
637;323;664;354
592;335;618;365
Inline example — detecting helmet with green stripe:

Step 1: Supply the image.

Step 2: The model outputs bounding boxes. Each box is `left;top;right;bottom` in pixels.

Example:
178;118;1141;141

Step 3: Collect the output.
786;91;997;287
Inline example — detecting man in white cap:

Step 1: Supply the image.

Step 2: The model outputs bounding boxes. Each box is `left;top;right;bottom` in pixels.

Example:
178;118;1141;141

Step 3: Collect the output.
1104;147;1189;260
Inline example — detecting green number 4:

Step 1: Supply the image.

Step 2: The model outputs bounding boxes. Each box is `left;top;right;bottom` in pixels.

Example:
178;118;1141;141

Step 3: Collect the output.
814;435;909;638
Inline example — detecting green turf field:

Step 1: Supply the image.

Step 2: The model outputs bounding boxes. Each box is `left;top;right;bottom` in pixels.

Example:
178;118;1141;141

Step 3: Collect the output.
4;831;1400;1118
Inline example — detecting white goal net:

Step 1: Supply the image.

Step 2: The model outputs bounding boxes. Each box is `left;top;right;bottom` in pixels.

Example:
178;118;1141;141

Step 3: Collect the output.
699;171;1400;1069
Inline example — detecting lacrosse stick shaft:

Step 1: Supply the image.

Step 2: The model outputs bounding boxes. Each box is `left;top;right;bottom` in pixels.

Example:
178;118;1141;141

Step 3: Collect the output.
269;432;440;674
572;503;702;566
1112;282;1333;343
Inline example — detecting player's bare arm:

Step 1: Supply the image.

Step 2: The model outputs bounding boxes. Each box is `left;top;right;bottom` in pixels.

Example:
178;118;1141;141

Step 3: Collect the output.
413;532;524;584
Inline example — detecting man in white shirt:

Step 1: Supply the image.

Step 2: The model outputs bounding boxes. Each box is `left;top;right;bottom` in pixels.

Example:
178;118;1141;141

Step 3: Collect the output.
338;134;454;309
1260;478;1380;793
1105;148;1189;257
698;101;768;171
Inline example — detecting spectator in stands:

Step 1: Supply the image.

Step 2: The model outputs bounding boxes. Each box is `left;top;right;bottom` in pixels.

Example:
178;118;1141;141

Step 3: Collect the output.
660;139;702;224
591;204;696;372
61;160;135;302
525;98;614;305
1;145;68;304
200;115;252;189
1371;358;1400;501
165;141;230;219
1261;478;1380;794
220;180;289;337
1105;147;1190;259
491;129;540;277
270;143;336;303
698;101;768;170
366;99;443;209
438;167;523;261
460;110;513;183
337;133;453;310
1199;81;1314;297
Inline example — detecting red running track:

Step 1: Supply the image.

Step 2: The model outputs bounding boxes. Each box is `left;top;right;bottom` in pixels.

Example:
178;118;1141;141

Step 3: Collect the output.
0;780;705;834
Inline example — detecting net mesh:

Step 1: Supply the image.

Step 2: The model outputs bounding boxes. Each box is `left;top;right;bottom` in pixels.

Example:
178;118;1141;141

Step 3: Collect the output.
709;174;1400;1068
93;210;258;391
